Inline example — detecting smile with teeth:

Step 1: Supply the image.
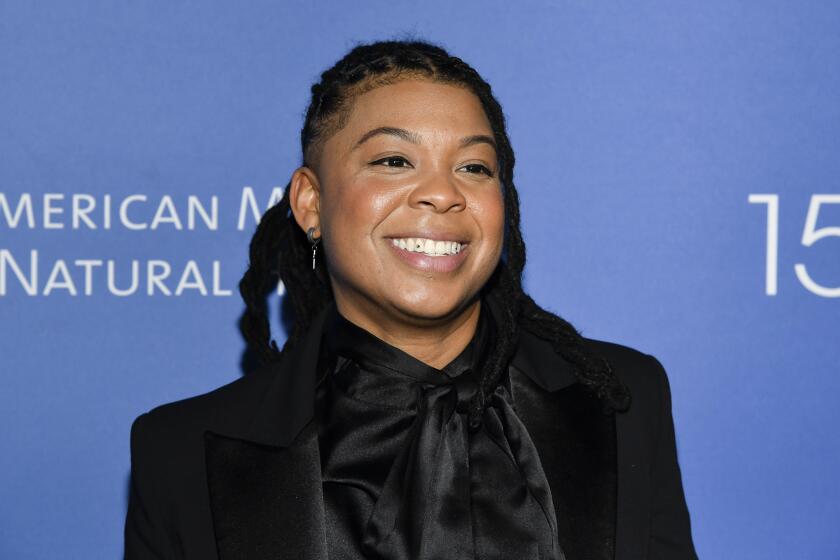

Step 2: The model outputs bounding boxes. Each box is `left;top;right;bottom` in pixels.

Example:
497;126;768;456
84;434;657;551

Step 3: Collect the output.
390;237;464;257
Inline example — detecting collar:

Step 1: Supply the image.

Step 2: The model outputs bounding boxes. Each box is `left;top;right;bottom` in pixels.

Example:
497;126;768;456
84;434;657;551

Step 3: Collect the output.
321;295;495;386
238;295;578;448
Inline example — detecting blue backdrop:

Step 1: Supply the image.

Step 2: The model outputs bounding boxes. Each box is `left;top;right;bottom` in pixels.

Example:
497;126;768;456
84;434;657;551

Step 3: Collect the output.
1;1;838;558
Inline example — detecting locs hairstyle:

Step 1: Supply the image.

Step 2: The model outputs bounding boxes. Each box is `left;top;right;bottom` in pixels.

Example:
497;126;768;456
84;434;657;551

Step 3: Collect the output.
239;39;631;430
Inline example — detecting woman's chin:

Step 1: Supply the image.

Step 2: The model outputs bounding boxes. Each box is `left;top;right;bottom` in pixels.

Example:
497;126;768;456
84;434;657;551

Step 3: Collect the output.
385;291;476;323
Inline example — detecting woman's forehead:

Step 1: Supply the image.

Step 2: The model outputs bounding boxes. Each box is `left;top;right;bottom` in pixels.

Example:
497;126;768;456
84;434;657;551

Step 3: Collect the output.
351;79;484;118
337;80;493;146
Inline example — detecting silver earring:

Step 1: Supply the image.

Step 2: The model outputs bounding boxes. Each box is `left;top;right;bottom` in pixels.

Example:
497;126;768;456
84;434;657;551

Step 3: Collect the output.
306;227;321;271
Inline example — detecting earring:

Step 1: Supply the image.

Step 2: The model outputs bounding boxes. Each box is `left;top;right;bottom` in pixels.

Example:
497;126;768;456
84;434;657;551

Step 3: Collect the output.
306;227;321;271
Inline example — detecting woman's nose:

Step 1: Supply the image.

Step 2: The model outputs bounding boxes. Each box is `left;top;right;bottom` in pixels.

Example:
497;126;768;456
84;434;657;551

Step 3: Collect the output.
407;168;467;213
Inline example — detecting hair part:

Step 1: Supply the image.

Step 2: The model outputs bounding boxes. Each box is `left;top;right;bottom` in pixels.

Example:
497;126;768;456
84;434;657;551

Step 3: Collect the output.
239;38;631;428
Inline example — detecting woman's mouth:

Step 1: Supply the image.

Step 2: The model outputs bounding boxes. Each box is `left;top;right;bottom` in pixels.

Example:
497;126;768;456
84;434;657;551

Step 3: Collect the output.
386;237;470;273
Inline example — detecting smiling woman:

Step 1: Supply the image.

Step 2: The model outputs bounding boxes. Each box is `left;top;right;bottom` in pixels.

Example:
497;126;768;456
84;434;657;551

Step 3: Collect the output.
124;39;698;560
289;80;505;363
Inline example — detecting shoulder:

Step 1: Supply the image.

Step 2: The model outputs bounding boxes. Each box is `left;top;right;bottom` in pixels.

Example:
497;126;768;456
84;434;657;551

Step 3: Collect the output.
516;325;673;424
582;336;669;399
521;325;669;399
128;361;279;464
584;338;670;426
514;324;670;411
580;336;675;449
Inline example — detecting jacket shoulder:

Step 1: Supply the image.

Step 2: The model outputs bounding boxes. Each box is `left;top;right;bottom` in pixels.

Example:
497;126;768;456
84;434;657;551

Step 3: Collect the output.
129;361;280;465
126;364;282;557
582;340;697;556
581;337;671;427
582;337;668;395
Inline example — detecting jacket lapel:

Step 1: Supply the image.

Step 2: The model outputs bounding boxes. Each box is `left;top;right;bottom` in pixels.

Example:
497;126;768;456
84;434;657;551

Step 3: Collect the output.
204;303;333;560
488;296;617;560
509;344;617;560
204;298;617;560
204;424;328;560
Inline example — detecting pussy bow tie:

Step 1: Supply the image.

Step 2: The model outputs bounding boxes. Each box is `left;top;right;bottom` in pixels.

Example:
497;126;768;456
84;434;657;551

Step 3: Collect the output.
320;302;566;560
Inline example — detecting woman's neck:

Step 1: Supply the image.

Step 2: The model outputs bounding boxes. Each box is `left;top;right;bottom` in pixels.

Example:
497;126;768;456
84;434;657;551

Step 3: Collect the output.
332;296;482;370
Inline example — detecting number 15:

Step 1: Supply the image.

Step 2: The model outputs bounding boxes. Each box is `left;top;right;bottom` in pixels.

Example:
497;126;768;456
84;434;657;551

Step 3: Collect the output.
748;194;840;297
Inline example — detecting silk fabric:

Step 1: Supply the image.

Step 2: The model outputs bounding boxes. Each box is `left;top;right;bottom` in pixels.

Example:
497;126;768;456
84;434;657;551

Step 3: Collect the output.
314;298;565;560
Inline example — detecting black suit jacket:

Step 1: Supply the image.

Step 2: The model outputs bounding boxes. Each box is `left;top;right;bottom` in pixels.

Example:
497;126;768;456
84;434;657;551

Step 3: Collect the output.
124;300;698;560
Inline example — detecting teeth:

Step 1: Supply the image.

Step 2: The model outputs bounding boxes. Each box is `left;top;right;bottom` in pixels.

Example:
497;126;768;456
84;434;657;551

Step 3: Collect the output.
391;237;463;256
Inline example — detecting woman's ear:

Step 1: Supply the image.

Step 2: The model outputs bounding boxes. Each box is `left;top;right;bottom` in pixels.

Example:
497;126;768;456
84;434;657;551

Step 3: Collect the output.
288;166;322;238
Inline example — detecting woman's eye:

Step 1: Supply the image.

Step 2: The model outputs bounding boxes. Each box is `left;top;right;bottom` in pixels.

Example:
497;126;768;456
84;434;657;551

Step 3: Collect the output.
371;156;411;168
462;163;494;177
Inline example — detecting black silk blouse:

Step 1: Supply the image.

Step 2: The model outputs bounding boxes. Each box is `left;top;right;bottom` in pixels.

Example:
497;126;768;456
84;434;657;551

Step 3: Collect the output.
314;299;565;560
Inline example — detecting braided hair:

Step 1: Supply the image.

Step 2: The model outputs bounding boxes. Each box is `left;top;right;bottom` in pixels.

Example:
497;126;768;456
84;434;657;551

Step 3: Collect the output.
239;39;631;429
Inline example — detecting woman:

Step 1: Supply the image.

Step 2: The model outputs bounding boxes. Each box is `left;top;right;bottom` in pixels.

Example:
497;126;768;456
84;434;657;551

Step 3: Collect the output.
125;39;697;560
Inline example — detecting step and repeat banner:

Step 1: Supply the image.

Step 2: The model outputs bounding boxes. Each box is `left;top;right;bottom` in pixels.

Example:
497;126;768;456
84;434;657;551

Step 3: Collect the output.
1;2;838;558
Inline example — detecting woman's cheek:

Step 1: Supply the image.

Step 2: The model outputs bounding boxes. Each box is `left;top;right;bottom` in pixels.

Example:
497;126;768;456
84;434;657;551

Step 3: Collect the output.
474;190;505;233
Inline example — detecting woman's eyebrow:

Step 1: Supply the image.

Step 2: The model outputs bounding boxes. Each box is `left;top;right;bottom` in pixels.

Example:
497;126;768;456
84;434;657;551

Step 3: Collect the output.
351;126;497;153
460;134;497;152
352;126;421;150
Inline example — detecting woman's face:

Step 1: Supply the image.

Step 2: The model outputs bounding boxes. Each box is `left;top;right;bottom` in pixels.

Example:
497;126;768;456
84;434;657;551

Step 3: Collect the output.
294;78;505;327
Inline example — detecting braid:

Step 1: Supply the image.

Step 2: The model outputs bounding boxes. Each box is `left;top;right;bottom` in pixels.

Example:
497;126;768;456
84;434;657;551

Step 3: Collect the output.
238;38;630;420
238;180;332;363
238;193;286;364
